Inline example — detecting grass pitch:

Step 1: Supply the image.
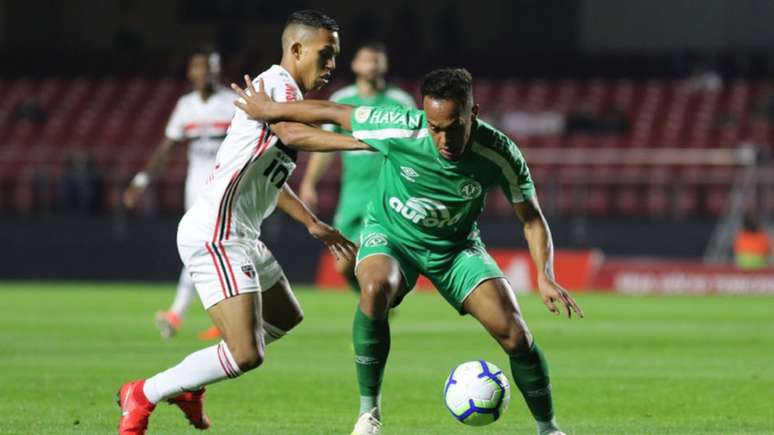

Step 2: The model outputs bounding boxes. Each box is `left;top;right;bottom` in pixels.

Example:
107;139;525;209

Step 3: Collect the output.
0;282;772;434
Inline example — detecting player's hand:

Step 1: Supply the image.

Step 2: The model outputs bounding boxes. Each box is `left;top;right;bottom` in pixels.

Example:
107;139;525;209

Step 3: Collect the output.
307;220;357;261
537;277;584;319
231;75;274;120
299;181;318;212
122;185;145;210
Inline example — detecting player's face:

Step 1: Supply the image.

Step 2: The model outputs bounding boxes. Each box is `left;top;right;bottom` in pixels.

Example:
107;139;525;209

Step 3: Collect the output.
188;54;214;90
351;48;387;82
424;97;478;161
298;29;340;91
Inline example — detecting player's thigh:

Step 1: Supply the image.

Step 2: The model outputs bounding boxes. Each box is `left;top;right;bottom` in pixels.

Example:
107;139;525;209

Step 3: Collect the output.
428;244;506;315
355;231;417;314
250;241;302;331
207;292;260;349
260;275;304;331
463;278;532;353
179;240;262;357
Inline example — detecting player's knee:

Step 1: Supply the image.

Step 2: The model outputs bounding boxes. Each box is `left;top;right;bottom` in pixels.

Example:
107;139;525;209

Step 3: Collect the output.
231;344;264;372
287;307;304;331
359;279;391;314
498;325;532;355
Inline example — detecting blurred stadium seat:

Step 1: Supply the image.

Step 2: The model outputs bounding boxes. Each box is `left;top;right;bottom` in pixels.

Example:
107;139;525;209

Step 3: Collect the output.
0;76;766;216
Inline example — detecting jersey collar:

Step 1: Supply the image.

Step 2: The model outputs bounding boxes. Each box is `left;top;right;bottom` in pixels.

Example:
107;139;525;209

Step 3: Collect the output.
270;64;302;94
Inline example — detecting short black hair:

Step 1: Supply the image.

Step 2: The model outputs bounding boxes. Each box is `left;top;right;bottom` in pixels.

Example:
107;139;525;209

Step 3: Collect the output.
286;10;340;32
420;68;473;108
356;41;387;55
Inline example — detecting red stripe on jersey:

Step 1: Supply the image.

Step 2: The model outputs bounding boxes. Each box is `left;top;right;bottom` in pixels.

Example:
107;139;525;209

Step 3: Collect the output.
184;121;232;132
226;133;273;240
211;170;241;243
205;243;229;300
218;241;240;296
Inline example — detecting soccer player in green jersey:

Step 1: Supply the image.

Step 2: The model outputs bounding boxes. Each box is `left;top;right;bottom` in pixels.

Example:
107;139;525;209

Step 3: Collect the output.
232;68;583;435
299;42;415;292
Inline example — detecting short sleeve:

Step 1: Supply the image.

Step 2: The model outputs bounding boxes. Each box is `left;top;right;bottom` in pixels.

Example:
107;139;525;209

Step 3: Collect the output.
349;106;425;155
472;138;536;203
164;99;186;141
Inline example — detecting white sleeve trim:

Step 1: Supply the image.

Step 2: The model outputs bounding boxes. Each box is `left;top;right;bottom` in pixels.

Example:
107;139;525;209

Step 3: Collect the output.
353;128;428;140
471;143;524;202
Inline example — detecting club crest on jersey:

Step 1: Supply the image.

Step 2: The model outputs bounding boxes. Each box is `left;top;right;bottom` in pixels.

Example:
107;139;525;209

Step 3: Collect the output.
354;106;373;123
241;264;256;279
400;166;419;182
362;232;388;248
458;179;482;199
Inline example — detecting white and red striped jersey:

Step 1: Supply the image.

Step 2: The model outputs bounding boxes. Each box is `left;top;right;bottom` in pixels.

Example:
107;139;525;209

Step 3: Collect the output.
165;85;236;208
179;65;302;244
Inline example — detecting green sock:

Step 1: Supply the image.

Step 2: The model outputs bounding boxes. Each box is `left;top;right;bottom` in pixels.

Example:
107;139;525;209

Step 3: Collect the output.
509;342;554;424
352;307;390;416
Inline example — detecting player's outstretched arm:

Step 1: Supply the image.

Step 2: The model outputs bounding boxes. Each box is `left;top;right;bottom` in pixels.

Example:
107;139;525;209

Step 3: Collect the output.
123;138;181;209
269;121;371;152
231;74;355;131
276;184;357;261
299;152;335;212
513;196;584;319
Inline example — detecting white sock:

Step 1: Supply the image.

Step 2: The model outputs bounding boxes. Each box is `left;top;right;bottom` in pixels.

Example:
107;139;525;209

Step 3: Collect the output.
261;321;286;346
169;268;196;318
143;340;241;403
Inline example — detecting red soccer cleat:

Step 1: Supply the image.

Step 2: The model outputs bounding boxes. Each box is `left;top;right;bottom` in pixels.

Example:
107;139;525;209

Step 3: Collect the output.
117;380;156;435
155;311;182;339
198;326;221;341
168;388;210;430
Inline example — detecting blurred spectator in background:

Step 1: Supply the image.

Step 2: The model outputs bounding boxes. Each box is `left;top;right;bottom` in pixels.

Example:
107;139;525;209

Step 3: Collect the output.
734;213;771;270
681;63;723;94
59;147;101;213
11;96;47;124
598;104;630;134
500;103;564;138
564;101;597;135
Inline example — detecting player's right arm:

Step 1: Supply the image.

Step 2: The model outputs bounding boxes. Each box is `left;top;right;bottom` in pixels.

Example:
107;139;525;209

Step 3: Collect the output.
232;75;355;131
123;137;183;209
124;96;189;210
298;152;335;211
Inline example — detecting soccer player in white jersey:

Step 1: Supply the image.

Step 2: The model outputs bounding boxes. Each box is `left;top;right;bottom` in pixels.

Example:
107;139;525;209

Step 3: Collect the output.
123;47;234;341
117;11;370;434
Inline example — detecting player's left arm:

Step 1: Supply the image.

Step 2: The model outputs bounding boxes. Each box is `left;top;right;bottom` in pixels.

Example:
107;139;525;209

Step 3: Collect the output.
276;184;357;260
513;196;584;319
268;121;372;152
232;75;356;131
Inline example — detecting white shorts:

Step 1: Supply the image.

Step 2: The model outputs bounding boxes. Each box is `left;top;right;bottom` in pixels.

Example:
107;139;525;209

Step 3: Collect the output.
178;237;284;310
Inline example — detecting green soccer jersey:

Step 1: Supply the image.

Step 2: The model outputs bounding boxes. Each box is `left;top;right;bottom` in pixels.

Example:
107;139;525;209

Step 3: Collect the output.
350;105;536;251
325;85;415;238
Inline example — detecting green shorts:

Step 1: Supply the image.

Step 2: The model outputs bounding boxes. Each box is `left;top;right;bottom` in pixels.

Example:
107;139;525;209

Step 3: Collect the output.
356;221;505;314
334;210;366;242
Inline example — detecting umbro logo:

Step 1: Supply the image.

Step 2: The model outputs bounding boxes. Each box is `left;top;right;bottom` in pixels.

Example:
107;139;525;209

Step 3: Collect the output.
400;166;419;182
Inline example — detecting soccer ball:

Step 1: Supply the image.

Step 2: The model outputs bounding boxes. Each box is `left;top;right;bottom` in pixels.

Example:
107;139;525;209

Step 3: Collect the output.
443;360;511;426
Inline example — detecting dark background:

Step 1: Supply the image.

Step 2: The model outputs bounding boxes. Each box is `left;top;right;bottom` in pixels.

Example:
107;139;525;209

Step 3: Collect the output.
0;0;769;281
